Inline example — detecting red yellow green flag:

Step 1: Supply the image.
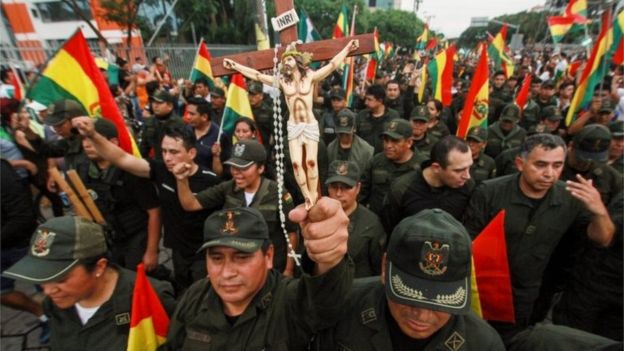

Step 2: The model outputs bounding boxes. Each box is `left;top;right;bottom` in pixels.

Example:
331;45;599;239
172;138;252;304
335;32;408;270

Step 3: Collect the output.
548;16;577;43
332;5;349;39
456;44;488;138
488;24;515;78
189;39;215;89
222;74;254;137
427;45;456;107
27;30;139;156
417;58;429;104
564;0;588;22
470;210;515;322
127;264;170;351
566;10;613;126
416;24;429;50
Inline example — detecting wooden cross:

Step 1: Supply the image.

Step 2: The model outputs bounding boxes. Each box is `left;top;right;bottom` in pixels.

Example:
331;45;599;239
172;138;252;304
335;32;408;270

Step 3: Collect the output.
211;0;375;77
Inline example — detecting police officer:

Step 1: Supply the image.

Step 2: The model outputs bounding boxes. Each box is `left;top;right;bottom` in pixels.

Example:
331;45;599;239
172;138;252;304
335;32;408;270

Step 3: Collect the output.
326;160;385;278
209;87;226;126
360;119;427;216
141;89;185;159
319;86;346;145
76;118;161;271
356;84;401;153
561;124;623;206
315;209;505;351
489;70;513;123
410;105;439;157
485;103;527;159
3;216;176;351
528;105;567;139
466;126;496;183
174;139;299;276
326;109;374;174
608;121;624;174
162;202;353;350
247;81;274;148
463;133;618;349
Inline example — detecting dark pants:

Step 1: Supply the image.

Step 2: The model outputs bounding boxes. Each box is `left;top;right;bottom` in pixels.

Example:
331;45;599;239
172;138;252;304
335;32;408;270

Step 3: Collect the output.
172;250;207;293
110;232;147;271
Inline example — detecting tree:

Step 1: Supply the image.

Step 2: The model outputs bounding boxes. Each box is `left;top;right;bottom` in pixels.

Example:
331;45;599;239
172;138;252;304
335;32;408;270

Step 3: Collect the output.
99;0;145;51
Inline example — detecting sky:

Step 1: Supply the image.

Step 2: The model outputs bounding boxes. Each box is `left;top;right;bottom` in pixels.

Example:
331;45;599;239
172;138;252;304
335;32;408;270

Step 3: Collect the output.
413;0;546;38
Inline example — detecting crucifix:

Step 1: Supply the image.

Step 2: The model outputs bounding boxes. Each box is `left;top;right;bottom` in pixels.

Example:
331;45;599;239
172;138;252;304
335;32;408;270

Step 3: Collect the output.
214;1;374;209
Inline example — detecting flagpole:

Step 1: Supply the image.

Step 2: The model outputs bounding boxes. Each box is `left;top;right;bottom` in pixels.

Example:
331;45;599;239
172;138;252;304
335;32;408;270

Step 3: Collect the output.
189;38;203;82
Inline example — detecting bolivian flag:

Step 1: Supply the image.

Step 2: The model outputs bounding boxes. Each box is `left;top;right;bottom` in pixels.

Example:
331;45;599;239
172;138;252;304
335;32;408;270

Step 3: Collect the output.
416;24;429;50
190;39;215;89
566;10;614;126
332;5;349;39
547;16;576;43
222;74;254;137
515;73;532;113
456;43;488;139
470;210;515;322
564;0;588;23
27;30;139;156
127;264;169;351
427;45;456;107
488;24;514;78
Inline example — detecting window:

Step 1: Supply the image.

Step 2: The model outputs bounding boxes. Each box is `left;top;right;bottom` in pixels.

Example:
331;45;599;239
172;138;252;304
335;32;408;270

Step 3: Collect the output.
35;0;92;23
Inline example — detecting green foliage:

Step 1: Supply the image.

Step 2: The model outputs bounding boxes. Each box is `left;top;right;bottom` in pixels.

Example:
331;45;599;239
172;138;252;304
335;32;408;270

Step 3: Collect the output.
366;9;425;46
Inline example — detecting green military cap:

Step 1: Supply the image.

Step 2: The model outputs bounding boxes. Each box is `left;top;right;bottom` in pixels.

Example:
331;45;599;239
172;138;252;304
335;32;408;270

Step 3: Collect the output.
94;118;118;139
210;87;226;98
151;89;174;104
540;105;563;121
225;139;267;168
573;124;612;163
382;119;412;140
330;87;346;100
334;109;356;134
410;105;430;122
3;216;108;283
609;120;624;138
386;209;472;314
466;126;488;142
45;99;87;126
499;103;521;122
599;100;614;114
248;82;264;95
325;160;361;187
199;207;269;253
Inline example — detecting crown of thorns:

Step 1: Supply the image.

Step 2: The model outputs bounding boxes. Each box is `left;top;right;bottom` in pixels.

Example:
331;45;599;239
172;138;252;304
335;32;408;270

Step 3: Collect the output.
281;43;313;66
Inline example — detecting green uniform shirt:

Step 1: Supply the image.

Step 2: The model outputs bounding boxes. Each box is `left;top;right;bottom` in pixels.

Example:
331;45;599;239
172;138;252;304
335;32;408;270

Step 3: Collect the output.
470;152;496;184
485;123;527;159
610;156;624;174
355;107;401;154
360;151;426;216
561;161;623;205
347;205;386;278
162;258;354;351
43;266;176;351
413;133;439;157
195;177;297;272
463;174;591;339
326;135;375;175
428;121;450;140
315;279;505;351
252;100;274;146
140;112;184;159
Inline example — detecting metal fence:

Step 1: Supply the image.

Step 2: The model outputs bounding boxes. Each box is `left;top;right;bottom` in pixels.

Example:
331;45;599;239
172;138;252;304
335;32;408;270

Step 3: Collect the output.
0;42;256;80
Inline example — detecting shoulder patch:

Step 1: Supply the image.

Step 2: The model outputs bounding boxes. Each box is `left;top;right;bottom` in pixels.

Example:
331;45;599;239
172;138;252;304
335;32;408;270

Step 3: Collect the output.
115;313;130;326
360;308;377;324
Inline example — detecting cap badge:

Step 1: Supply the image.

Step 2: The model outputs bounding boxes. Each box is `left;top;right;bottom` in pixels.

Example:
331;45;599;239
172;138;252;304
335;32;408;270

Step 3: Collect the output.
31;229;56;257
388;121;397;131
339;116;349;127
419;241;449;276
591;139;603;152
222;210;239;235
336;162;348;176
47;103;56;115
233;143;246;157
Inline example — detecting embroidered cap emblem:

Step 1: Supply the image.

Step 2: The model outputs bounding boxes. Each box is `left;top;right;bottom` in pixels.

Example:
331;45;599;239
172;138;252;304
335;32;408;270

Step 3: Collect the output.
444;331;465;351
222;210;239;234
388;121;397;131
336;162;349;176
419;241;450;276
339;116;349;127
233;143;246;157
31;229;56;257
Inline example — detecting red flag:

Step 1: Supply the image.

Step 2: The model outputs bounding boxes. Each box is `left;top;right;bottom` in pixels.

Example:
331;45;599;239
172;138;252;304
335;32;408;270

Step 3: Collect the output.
9;66;23;100
127;264;170;350
515;74;532;113
472;210;515;322
441;45;456;107
425;38;438;51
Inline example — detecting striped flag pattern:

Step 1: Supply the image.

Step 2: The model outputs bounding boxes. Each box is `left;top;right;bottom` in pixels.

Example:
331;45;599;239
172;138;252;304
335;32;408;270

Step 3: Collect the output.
190;39;215;88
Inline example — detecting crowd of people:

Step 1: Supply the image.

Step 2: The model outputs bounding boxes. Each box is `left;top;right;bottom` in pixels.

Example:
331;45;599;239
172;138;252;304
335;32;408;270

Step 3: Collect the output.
0;36;623;350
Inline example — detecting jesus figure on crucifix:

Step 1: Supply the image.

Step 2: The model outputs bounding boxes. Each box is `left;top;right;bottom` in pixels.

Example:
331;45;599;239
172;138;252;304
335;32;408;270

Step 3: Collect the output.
224;39;359;209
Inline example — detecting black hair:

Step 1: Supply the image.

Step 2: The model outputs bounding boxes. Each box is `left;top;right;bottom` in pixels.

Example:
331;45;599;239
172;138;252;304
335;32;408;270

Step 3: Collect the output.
187;97;213;120
0;68;10;83
385;79;400;88
366;84;386;101
493;70;506;78
430;135;470;168
163;126;197;150
519;133;567;159
235;117;258;134
78;253;110;273
427;99;443;113
194;77;210;87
